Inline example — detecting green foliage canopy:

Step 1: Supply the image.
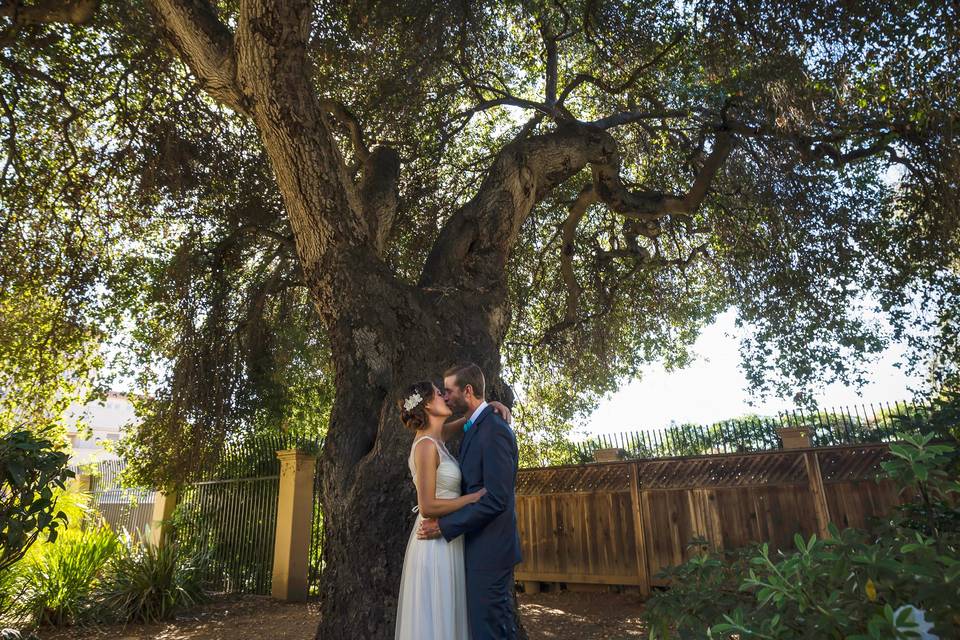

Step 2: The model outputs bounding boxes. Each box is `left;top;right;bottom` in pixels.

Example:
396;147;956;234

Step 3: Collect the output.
1;0;958;482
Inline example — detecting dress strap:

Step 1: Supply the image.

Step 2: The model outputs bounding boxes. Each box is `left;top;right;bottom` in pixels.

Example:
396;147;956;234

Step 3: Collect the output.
412;435;450;459
412;434;439;449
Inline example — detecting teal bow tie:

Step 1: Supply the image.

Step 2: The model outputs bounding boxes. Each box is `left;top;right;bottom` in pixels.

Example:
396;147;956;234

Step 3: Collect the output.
464;419;474;432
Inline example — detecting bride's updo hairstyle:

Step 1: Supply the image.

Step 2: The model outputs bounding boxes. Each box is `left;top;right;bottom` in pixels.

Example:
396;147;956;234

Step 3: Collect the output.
398;381;435;431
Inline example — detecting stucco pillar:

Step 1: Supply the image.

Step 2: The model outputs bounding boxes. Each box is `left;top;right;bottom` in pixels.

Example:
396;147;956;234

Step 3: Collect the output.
778;426;813;449
73;471;94;493
271;449;317;602
149;489;178;549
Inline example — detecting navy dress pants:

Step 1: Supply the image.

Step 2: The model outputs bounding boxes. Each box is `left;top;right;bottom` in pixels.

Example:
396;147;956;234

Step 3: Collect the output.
466;566;519;640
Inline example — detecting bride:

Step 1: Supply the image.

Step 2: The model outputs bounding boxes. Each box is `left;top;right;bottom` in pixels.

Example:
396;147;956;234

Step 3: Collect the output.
394;380;508;640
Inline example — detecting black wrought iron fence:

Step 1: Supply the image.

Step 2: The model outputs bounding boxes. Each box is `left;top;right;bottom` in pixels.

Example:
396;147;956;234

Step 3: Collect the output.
74;432;324;596
186;431;321;482
308;456;324;597
573;399;936;462
174;474;281;595
173;431;323;595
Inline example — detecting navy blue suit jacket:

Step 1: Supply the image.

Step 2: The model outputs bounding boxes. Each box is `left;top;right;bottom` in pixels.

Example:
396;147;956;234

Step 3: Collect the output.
438;404;522;571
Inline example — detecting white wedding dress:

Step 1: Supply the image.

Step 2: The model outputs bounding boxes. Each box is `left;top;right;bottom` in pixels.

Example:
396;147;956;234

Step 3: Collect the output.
395;436;471;640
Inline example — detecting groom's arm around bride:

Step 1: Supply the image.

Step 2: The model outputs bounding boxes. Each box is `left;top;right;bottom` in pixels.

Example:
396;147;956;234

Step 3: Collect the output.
435;410;517;546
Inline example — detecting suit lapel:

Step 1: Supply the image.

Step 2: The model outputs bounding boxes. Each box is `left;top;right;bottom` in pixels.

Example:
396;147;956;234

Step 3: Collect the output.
459;405;493;463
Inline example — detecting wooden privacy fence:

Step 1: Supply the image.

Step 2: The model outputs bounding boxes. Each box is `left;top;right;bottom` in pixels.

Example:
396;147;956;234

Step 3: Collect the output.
75;429;915;602
514;440;908;594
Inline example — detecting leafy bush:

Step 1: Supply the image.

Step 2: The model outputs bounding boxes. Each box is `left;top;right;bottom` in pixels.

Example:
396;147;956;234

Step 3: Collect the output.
643;539;759;636
0;485;97;620
0;428;73;573
95;538;207;624
4;506;207;629
643;432;960;639
13;526;119;626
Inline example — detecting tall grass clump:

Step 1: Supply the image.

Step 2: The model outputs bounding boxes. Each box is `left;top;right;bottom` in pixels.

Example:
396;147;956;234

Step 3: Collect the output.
14;526;118;626
96;537;207;623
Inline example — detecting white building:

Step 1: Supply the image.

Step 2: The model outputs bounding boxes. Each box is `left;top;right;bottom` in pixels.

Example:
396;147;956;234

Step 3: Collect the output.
66;391;138;464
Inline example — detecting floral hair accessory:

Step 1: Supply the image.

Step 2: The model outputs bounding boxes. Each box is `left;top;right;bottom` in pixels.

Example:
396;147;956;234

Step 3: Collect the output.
403;392;423;411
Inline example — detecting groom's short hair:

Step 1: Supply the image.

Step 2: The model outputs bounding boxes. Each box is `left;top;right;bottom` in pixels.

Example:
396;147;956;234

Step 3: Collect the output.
444;362;485;400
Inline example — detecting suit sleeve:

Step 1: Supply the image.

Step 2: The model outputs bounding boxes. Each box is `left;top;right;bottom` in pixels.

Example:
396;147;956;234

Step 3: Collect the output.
438;422;515;542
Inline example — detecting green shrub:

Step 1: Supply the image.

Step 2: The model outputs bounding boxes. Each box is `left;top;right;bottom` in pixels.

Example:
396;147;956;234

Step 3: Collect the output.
643;432;960;639
0;428;74;574
4;491;207;630
0;484;100;620
13;526;119;627
95;538;207;624
643;539;757;638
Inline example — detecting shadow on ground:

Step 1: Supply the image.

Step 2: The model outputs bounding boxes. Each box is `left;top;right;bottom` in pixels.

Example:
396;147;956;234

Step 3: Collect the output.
520;591;646;640
30;591;646;639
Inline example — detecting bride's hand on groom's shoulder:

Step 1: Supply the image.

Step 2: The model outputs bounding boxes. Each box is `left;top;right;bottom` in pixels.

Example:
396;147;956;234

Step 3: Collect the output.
489;401;512;424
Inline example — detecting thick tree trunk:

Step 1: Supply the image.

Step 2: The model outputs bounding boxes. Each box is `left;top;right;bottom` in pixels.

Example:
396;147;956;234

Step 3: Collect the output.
314;274;514;639
143;2;731;638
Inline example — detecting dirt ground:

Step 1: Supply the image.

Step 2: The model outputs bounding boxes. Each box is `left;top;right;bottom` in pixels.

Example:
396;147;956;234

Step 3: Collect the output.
521;590;647;640
29;590;647;640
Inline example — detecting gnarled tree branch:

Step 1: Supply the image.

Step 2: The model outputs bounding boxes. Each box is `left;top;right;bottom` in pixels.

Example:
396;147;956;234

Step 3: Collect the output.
149;0;248;114
556;30;686;107
360;144;401;256
422;124;733;291
315;100;398;255
592;131;733;219
231;0;367;279
421;124;610;289
320;98;370;164
540;23;559;108
0;0;96;24
559;182;597;324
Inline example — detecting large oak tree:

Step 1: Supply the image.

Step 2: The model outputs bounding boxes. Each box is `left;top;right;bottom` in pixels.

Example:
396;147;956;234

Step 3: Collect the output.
2;0;959;636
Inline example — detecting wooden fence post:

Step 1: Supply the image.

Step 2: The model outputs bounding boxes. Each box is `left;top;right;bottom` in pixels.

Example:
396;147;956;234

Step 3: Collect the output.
594;448;628;462
628;461;652;597
778;426;812;449
149;489;178;549
802;452;832;539
778;427;831;538
271;449;316;602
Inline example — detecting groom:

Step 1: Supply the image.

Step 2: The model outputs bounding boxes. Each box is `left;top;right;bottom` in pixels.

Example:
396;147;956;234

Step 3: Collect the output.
417;362;522;639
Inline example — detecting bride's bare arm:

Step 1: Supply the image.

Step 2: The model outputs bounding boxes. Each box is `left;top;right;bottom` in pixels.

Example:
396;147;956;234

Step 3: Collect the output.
440;402;512;441
413;440;486;518
441;416;467;441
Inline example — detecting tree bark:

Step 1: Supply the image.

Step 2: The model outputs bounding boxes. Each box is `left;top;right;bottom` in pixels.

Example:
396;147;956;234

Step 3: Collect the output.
145;3;519;634
315;275;513;639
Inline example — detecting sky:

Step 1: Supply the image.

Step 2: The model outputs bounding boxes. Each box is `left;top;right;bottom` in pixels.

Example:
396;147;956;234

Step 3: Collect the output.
583;308;924;437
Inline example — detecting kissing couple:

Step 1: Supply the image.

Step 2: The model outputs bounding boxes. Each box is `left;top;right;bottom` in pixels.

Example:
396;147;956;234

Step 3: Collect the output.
394;362;522;640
